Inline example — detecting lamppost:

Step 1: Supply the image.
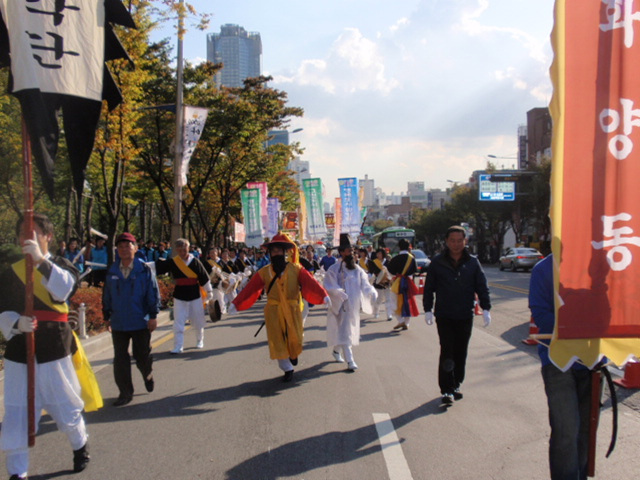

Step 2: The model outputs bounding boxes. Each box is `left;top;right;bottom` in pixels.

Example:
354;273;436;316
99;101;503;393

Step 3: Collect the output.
171;0;186;247
487;154;518;170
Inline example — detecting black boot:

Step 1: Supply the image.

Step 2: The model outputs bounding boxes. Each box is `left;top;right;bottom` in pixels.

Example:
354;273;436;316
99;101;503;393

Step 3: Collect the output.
73;443;90;472
9;475;27;480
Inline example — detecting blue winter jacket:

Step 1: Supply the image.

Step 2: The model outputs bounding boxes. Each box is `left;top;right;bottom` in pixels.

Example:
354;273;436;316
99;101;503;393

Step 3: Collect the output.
102;257;160;331
422;248;491;319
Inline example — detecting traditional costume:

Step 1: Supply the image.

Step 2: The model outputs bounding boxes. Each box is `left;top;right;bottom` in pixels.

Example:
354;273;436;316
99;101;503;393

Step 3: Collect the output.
156;254;212;353
387;244;419;330
231;233;328;381
0;253;89;478
324;234;377;371
367;253;394;321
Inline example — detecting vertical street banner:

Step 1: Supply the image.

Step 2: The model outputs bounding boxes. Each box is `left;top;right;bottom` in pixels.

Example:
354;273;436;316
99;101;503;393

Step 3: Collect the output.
179;106;208;187
266;197;280;239
234;222;246;243
302;178;327;241
339;177;360;237
282;211;299;233
240;188;263;248
549;0;640;369
0;0;136;198
298;190;307;243
325;213;335;231
247;181;269;237
333;198;342;246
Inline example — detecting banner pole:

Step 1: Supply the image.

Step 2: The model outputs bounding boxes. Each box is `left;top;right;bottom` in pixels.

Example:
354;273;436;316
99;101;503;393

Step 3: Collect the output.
21;117;36;447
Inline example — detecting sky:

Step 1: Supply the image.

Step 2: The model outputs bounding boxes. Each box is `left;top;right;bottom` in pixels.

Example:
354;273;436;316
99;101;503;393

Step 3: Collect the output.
151;0;556;202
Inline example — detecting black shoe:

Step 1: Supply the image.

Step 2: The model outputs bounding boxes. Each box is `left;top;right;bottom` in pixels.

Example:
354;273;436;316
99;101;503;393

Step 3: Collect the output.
144;375;155;393
113;395;133;407
289;357;298;366
9;475;27;480
73;443;90;472
441;394;454;406
282;370;294;382
453;389;463;401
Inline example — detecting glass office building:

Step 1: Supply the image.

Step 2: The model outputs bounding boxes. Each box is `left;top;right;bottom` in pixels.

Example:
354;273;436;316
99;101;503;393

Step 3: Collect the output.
206;24;262;88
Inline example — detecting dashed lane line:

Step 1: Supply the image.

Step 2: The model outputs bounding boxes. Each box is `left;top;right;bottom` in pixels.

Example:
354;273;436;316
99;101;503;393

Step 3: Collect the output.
373;413;414;480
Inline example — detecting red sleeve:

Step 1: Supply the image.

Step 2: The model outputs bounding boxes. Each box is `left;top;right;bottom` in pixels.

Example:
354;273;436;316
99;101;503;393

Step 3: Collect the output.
232;272;265;311
298;268;328;305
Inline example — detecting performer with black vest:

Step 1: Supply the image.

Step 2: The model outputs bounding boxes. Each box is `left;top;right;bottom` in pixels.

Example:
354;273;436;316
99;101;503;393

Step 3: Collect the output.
387;238;419;331
156;238;213;354
0;214;90;480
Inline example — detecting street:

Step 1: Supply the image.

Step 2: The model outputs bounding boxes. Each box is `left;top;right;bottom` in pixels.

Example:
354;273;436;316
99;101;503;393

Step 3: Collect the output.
2;266;640;479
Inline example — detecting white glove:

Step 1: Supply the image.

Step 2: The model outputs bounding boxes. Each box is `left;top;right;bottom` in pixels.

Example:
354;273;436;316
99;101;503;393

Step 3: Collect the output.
337;290;349;302
205;292;214;303
324;296;332;310
483;310;491;327
22;233;45;264
424;312;434;326
227;304;238;315
17;315;37;333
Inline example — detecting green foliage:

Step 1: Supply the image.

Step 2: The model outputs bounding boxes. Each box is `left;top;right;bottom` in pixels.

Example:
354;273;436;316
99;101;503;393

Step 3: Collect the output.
0;243;22;273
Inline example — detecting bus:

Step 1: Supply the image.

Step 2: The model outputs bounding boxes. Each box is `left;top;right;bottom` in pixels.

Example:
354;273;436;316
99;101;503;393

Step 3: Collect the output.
371;227;416;255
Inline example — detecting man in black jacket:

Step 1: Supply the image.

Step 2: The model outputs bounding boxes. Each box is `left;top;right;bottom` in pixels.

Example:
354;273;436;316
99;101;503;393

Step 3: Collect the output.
423;225;491;406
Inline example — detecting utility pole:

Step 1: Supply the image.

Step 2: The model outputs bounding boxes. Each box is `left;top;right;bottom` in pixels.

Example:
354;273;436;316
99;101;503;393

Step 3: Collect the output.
171;0;185;247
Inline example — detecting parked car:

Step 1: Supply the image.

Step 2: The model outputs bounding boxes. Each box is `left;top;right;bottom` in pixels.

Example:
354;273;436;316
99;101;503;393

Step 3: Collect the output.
499;247;544;272
412;249;431;272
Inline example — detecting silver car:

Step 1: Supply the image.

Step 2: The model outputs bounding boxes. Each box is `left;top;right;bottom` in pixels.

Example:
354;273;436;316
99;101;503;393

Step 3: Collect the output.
499;247;544;272
412;249;431;272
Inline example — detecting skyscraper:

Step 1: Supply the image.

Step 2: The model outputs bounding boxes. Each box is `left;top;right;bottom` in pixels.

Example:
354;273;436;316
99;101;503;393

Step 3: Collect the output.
206;24;262;88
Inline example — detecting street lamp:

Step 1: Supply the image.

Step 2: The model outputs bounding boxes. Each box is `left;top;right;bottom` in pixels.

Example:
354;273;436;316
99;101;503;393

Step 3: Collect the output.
487;154;518;170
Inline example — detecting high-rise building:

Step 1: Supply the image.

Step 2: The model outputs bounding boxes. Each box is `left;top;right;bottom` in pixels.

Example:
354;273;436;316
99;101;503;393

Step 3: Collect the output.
359;174;376;207
206;24;262;88
526;107;552;166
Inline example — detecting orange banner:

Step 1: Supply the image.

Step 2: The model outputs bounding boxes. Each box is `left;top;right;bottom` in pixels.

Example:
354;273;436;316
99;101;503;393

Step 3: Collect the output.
550;0;640;368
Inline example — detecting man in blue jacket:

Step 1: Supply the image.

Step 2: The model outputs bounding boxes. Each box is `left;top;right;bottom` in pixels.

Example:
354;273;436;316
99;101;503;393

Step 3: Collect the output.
529;254;597;480
423;225;491;406
102;233;160;407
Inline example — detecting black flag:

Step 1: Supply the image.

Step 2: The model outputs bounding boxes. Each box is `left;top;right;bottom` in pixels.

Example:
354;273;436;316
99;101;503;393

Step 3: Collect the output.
0;0;136;199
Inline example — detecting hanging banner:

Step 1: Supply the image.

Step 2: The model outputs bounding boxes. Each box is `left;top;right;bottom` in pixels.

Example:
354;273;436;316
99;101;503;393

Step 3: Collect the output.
282;211;299;233
179;106;208;187
234;222;246;243
325;213;335;230
266;197;281;239
339;177;360;236
298;190;307;243
333;198;342;246
240;188;263;247
302;178;326;241
247;181;269;237
549;0;640;369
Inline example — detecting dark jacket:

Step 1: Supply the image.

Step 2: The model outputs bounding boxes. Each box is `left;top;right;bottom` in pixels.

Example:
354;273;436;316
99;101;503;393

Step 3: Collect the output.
422;248;490;319
103;257;160;331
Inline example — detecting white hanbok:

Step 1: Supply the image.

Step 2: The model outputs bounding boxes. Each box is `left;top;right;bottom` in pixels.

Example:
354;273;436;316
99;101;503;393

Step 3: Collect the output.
324;260;377;349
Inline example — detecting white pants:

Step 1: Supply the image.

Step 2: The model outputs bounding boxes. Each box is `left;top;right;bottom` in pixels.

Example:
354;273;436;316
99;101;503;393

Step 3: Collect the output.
373;288;393;319
2;357;87;477
173;297;206;349
334;345;355;363
277;358;295;372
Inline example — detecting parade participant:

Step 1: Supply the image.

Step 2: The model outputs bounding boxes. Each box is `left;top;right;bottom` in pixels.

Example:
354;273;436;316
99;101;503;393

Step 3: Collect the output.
229;233;329;382
89;236;108;287
529;254;600;480
0;214;90;479
387;238;419;330
300;248;320;273
64;237;85;274
254;249;270;269
156;238;213;353
235;249;253;273
422;225;491;406
102;233;160;407
218;248;238;274
324;234;377;372
319;246;337;271
368;248;394;321
357;247;369;272
156;241;170;260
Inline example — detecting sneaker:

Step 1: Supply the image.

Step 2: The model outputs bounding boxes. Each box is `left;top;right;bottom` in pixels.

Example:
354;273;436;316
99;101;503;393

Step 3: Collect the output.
332;350;345;363
441;394;454;406
9;475;27;480
195;340;204;349
170;347;183;354
453;388;463;401
393;323;406;330
347;361;358;372
387;316;393;321
73;443;90;472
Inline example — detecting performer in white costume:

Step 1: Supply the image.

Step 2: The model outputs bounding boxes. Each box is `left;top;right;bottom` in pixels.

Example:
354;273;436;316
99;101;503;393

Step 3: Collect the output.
324;234;377;372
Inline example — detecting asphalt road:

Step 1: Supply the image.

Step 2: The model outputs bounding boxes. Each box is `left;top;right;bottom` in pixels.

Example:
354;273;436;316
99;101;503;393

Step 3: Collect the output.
2;266;640;479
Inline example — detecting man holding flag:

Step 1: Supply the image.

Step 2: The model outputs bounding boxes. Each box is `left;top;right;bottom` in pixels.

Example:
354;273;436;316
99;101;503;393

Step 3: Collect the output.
0;214;90;479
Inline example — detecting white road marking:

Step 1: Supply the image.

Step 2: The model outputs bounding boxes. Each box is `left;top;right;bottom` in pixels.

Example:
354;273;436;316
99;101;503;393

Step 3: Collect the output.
373;413;414;480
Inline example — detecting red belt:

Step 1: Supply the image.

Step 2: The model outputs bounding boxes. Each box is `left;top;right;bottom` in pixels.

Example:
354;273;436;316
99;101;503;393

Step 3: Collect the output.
33;310;68;322
175;278;198;286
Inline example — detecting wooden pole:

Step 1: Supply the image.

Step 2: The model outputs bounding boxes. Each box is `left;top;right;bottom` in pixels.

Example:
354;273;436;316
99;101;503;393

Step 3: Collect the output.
587;370;602;477
21;117;36;447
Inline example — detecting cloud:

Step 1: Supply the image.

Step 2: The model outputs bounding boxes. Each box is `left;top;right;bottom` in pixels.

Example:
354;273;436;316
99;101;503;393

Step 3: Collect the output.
273;28;398;95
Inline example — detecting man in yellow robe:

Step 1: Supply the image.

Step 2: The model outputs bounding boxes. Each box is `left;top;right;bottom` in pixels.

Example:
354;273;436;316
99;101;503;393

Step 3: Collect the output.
230;233;329;382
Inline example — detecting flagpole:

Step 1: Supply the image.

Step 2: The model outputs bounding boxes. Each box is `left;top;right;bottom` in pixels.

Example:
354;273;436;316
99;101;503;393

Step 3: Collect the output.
21;117;36;447
171;0;185;247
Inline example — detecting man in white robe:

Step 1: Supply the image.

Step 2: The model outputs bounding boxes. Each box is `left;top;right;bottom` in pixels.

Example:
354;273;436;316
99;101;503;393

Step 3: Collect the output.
324;234;377;371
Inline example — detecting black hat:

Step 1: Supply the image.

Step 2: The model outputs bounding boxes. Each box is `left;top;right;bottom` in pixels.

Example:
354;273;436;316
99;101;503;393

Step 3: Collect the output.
338;233;353;251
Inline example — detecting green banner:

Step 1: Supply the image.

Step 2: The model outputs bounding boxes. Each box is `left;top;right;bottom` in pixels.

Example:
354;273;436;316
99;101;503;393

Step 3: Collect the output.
302;178;326;241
